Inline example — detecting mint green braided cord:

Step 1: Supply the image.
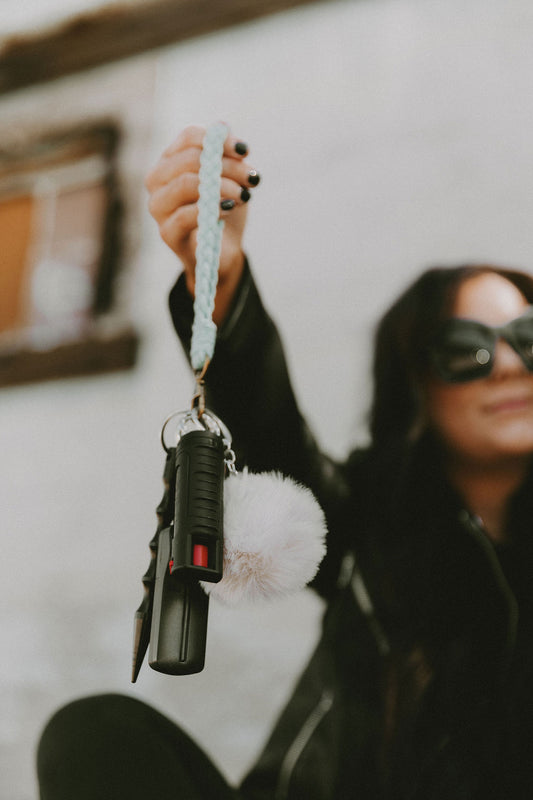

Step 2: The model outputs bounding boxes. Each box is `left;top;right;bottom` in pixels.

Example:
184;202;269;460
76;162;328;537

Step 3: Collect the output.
191;122;228;371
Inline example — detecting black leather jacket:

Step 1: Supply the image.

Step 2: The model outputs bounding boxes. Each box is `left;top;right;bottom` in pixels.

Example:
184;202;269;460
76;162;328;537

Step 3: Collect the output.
170;261;533;800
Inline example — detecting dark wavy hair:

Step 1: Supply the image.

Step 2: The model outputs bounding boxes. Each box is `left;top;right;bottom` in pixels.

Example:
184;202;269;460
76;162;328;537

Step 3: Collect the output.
369;264;533;450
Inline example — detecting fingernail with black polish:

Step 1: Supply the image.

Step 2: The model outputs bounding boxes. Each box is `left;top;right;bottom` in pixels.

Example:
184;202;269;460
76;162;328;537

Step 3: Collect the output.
248;170;260;186
240;188;251;203
220;199;236;211
235;142;248;156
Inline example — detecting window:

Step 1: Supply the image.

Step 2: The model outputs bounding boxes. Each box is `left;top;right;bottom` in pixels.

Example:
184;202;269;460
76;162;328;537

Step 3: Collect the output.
0;122;137;385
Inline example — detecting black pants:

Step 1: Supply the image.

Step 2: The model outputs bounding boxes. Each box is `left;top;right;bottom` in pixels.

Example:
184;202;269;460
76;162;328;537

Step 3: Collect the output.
37;694;240;800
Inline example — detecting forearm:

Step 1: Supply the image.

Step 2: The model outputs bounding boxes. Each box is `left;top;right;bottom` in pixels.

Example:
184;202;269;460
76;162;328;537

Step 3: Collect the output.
170;259;302;472
169;260;357;596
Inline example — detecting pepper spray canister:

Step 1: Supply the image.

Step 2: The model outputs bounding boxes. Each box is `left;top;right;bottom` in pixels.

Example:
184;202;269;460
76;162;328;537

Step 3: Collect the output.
148;429;225;675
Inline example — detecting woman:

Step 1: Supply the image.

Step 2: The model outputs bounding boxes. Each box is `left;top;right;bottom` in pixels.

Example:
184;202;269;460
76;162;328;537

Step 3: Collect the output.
37;126;533;799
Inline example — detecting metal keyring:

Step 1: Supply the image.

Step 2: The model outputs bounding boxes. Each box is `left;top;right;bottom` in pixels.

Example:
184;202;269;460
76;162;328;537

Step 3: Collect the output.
160;406;233;454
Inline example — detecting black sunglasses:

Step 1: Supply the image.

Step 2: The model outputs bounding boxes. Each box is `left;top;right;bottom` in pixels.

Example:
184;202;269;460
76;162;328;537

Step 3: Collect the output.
429;306;533;383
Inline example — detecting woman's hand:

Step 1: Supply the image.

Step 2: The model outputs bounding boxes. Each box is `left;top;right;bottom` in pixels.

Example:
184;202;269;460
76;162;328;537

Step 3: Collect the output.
145;124;260;325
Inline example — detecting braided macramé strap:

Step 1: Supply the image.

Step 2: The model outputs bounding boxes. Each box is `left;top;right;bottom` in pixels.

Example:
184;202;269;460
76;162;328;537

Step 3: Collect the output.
191;122;229;371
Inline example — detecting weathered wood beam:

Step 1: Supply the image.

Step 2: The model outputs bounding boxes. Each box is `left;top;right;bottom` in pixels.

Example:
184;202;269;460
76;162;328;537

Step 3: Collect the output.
0;0;322;95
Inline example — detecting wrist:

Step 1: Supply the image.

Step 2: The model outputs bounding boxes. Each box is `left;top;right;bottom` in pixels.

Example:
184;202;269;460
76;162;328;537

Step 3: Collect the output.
213;250;245;326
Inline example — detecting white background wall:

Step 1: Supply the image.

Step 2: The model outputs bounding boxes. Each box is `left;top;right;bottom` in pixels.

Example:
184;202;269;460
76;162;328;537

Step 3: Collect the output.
2;1;533;797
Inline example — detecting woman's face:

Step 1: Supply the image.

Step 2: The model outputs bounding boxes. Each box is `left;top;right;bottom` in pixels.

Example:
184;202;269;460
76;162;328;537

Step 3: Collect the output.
425;272;533;465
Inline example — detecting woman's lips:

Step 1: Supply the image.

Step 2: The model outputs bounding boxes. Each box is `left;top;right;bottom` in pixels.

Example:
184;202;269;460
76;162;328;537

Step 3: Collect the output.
484;394;533;414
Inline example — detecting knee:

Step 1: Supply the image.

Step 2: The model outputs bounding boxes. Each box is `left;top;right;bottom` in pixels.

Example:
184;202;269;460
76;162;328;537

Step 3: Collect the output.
37;693;148;790
39;693;139;748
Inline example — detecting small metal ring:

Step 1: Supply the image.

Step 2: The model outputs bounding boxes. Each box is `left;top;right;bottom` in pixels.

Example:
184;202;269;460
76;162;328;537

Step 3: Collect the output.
160;407;233;453
160;409;189;453
224;448;237;474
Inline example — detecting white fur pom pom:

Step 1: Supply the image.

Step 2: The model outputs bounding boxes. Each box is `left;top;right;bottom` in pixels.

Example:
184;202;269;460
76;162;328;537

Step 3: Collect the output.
201;471;327;605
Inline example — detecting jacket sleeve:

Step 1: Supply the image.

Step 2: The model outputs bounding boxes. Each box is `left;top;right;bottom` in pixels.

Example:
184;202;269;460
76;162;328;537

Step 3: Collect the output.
168;259;364;598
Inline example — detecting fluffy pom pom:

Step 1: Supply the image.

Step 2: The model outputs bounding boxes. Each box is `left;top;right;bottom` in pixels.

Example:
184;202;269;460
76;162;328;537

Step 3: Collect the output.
201;471;327;605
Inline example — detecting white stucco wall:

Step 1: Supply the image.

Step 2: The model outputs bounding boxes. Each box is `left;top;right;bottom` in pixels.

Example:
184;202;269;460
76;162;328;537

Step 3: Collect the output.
2;1;533;797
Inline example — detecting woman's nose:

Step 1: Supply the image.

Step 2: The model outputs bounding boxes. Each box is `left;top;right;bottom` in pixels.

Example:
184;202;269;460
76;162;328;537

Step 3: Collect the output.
491;338;528;377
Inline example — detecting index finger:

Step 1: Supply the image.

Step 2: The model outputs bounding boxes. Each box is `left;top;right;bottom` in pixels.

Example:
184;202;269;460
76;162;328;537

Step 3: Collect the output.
163;123;250;160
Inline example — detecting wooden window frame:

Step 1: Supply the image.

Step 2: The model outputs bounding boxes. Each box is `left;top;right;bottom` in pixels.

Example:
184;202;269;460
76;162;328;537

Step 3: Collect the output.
0;121;138;387
0;0;320;95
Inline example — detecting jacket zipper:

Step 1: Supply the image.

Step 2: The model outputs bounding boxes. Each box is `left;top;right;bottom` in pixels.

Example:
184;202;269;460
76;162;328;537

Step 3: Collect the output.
350;558;391;658
275;688;334;800
458;509;518;662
